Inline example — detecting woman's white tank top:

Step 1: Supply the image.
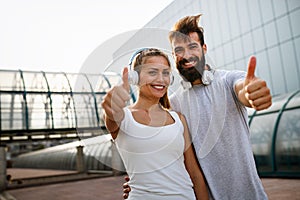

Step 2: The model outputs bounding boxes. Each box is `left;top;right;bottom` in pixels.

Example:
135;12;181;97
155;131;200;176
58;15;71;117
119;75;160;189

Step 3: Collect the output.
115;107;196;200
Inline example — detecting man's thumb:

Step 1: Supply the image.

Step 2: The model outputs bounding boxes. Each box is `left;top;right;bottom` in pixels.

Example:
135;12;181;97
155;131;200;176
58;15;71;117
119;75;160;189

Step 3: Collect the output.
246;56;256;81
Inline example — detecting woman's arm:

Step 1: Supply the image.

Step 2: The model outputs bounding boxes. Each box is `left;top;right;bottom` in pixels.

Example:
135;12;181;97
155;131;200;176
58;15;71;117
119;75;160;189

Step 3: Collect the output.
101;67;131;139
179;113;209;200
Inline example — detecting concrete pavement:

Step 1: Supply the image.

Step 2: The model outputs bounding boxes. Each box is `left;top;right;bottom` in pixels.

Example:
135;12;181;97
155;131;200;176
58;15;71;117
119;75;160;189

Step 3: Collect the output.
2;168;300;200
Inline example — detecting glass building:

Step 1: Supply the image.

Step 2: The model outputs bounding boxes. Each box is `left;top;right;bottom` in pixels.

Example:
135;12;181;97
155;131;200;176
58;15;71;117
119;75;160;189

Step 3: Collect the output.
1;0;300;177
103;0;300;97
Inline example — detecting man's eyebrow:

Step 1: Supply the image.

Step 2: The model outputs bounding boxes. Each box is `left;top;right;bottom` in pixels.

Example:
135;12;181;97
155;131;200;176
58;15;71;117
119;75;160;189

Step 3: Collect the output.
188;42;199;46
147;67;170;71
174;46;183;51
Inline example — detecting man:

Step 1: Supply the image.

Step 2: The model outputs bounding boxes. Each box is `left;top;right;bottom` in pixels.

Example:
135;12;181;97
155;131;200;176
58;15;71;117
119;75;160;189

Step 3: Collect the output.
116;14;271;199
166;14;271;199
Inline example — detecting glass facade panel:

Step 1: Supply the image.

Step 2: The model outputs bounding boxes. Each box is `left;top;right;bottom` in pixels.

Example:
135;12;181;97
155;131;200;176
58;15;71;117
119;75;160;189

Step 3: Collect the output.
27;94;51;129
211;47;224;68
273;0;288;18
218;2;230;42
73;93;97;128
51;94;75;129
0;71;23;91
232;38;243;64
251;114;277;172
281;41;300;91
256;51;273;91
290;8;300;37
277;15;292;43
248;0;262;29
0;94;25;130
295;37;300;70
268;46;286;94
235;59;246;72
252;28;266;52
236;0;251;34
265;21;278;48
45;73;71;92
260;0;274;23
226;0;240;38
67;73;92;93
286;91;300;109
287;0;300;12
223;42;234;65
242;32;254;58
22;71;48;92
276;109;300;172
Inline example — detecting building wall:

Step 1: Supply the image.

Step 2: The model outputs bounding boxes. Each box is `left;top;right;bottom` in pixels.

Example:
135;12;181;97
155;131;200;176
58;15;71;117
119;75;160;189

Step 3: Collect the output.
112;0;300;96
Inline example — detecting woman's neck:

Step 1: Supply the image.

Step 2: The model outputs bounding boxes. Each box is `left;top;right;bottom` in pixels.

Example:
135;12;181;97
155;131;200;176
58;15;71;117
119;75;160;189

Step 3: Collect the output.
132;97;161;112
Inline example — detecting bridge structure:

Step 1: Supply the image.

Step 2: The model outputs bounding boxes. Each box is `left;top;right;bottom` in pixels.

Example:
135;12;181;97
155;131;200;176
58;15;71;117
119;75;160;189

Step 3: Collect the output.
0;69;299;189
0;69;137;145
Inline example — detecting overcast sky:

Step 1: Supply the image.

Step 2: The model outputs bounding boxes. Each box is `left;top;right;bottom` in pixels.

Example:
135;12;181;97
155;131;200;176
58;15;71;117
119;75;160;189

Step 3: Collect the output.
0;0;174;73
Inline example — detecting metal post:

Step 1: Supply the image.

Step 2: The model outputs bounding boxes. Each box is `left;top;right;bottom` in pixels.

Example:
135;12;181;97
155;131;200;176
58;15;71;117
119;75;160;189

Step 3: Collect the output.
76;145;86;173
0;146;7;192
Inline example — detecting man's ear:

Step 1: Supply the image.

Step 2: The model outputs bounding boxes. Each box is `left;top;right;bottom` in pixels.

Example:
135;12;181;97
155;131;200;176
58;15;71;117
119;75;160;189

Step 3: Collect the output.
202;44;207;54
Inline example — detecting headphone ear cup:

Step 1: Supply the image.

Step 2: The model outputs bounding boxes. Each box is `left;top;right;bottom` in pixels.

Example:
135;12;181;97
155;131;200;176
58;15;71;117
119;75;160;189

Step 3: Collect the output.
170;73;174;85
128;70;139;85
202;70;214;85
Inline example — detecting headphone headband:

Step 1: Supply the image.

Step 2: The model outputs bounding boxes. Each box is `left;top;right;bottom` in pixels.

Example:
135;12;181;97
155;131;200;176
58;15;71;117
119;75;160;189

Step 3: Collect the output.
128;47;150;70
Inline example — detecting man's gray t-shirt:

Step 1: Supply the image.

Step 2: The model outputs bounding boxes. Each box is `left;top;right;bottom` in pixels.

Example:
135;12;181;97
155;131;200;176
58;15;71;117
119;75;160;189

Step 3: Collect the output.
170;70;268;200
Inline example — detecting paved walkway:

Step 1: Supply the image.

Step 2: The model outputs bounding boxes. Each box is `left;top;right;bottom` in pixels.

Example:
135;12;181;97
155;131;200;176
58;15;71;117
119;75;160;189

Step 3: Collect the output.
3;169;300;200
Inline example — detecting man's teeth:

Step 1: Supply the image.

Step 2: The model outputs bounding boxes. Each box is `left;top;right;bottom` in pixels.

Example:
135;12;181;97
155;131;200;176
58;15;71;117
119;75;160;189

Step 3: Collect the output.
185;61;195;67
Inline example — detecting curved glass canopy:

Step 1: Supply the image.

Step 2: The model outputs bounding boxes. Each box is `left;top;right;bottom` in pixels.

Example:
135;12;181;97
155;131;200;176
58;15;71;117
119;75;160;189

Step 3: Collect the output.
249;90;300;177
0;69;136;141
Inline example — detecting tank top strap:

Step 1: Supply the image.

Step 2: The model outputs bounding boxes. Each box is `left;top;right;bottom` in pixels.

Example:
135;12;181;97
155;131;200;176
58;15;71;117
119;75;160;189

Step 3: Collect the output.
168;110;181;125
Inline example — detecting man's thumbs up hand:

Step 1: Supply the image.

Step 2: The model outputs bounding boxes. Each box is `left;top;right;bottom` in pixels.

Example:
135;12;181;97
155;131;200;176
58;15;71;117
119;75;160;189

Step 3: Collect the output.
238;56;272;111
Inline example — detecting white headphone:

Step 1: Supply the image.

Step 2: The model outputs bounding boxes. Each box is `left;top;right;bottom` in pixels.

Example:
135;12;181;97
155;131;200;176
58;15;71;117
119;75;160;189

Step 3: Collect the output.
128;48;174;85
202;67;214;85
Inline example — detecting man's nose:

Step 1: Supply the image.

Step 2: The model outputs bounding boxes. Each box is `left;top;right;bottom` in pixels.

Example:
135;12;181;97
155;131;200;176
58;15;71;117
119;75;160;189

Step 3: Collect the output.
183;49;192;59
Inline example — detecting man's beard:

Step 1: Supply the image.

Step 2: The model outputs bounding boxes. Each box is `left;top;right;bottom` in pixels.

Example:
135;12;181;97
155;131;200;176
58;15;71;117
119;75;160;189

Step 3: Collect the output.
177;53;206;83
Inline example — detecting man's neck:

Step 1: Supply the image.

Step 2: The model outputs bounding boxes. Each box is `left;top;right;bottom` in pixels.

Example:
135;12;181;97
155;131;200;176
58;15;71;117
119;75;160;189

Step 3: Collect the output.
192;79;202;85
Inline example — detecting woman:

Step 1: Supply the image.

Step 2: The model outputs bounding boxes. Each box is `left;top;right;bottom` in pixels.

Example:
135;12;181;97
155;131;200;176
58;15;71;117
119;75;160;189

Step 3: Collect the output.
102;48;208;200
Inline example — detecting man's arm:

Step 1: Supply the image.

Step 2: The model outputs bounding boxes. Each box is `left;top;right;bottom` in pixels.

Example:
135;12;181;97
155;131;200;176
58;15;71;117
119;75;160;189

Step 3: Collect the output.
235;56;272;111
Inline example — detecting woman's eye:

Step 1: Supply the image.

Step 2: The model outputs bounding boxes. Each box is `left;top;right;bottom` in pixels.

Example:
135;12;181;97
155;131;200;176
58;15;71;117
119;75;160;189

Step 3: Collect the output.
163;71;170;76
148;71;157;75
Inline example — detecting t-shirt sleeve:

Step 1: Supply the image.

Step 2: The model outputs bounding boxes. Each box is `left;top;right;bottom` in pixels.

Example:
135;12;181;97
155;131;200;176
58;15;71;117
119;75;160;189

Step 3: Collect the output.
226;70;246;88
225;70;246;96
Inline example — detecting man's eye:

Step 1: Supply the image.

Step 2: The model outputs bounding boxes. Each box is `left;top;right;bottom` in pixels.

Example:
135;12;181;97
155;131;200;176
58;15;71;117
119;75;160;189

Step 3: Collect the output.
175;49;183;54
